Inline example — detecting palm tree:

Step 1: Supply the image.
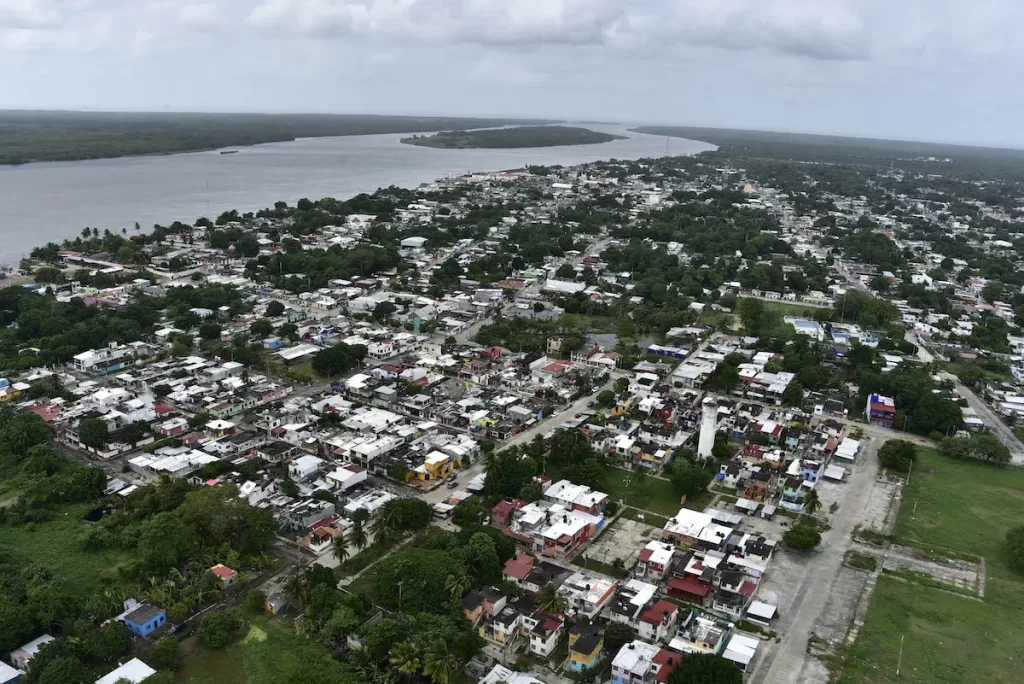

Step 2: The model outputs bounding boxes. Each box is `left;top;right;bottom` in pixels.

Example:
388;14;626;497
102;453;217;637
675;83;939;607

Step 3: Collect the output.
445;572;471;601
349;520;368;551
285;570;309;610
371;514;396;547
535;583;568;615
423;640;460;684
803;487;822;517
390;640;422;678
332;534;350;565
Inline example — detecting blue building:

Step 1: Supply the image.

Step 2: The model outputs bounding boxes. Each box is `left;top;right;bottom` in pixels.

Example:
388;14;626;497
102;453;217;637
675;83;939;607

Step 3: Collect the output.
123;604;167;637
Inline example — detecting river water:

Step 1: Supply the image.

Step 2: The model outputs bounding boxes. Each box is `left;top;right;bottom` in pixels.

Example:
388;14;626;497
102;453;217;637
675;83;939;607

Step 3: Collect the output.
0;124;712;263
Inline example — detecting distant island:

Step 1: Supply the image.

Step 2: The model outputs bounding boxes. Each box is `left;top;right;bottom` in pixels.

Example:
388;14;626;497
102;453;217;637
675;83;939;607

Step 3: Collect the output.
401;126;626;149
0;111;557;165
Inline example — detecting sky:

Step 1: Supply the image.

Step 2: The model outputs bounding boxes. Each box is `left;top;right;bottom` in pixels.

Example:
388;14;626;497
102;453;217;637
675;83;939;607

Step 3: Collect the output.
1;0;1023;147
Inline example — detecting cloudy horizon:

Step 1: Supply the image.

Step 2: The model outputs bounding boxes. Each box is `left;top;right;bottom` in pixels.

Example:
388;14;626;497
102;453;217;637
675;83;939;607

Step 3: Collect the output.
2;0;1021;148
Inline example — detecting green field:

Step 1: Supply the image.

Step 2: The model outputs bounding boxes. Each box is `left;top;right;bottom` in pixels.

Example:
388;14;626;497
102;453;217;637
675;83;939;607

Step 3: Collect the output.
739;297;827;317
0;503;133;594
177;618;354;684
602;470;706;516
838;447;1024;683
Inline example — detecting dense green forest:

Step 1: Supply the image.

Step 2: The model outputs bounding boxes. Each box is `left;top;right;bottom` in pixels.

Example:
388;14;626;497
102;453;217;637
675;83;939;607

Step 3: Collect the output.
0;111;554;164
634;125;1024;180
401;125;624;149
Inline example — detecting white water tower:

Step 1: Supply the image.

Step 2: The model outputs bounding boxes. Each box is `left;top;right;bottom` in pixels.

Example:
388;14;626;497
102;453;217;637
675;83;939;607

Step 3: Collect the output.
698;397;718;461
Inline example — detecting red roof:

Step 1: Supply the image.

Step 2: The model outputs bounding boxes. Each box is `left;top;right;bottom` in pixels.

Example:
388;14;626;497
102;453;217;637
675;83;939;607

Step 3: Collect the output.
27;403;61;422
493;499;526;516
652;649;681;683
211;565;237;579
640;600;678;625
153;402;173;415
668;575;711;597
503;552;534;581
638;548;654;561
739;580;757;597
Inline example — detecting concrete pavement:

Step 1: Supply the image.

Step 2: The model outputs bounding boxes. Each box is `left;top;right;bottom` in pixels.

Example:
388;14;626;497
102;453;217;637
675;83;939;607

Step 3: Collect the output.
753;437;885;684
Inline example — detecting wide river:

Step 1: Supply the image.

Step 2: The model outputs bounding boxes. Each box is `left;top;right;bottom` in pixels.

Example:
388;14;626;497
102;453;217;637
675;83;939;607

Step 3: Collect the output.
0;124;713;263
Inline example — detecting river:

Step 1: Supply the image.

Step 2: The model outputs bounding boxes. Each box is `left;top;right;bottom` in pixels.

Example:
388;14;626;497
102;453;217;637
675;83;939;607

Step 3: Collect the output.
0;124;712;263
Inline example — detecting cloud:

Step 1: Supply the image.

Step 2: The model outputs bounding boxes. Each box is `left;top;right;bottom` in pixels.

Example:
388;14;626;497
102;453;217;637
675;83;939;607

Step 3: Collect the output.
244;0;871;60
178;2;224;31
0;0;62;29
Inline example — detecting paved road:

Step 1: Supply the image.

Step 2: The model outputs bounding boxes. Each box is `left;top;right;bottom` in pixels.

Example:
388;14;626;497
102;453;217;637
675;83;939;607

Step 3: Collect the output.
904;331;935;363
753;437;883;684
938;371;1024;465
422;378;614;505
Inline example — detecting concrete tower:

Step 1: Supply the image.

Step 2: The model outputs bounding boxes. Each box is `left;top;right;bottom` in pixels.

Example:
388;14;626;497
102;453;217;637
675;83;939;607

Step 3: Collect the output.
698;397;718;461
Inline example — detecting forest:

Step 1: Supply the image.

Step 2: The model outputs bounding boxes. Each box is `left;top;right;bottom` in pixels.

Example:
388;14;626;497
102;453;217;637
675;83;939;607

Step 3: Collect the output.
0;111;552;165
401;126;624;149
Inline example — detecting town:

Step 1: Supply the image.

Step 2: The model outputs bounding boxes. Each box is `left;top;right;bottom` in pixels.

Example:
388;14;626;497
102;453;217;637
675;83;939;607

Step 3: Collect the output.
2;136;1024;684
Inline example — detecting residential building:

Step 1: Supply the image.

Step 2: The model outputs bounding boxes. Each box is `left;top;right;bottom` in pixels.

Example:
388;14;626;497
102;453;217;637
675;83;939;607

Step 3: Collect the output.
567;618;604;672
122;603;167;637
866;393;896;428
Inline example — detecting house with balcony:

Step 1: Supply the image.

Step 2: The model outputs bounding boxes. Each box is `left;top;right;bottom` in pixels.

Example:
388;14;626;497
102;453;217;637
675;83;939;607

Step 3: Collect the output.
463;587;508;626
635;541;676;581
478;605;524;661
520;608;565;658
711;569;758;620
410;450;460;481
607;579;659;629
637;600;680;644
543;479;609;515
567;618;604;672
866;393;896;428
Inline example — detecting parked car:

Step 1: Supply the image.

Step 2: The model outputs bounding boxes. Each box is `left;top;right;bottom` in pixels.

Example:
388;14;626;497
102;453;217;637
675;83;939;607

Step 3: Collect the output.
446;473;458;482
447;481;459;489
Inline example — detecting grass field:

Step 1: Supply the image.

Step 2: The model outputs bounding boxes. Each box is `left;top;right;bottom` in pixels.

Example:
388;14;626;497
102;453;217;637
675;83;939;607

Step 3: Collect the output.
177;617;355;684
838;447;1024;683
603;470;689;516
0;503;133;594
739;297;827;316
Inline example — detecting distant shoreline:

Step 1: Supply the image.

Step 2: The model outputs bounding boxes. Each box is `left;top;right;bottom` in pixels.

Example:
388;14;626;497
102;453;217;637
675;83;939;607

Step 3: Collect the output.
401;126;626;150
0;111;558;166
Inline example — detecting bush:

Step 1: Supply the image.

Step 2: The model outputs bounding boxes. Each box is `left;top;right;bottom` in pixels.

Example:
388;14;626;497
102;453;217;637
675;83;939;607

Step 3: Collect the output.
241;589;266;614
783;523;821;551
199;610;240;648
1006;526;1024;574
877;439;917;473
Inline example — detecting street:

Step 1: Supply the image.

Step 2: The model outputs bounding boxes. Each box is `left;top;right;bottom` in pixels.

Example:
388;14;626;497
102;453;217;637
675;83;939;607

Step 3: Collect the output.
421;377;614;505
938;371;1024;464
752;436;886;684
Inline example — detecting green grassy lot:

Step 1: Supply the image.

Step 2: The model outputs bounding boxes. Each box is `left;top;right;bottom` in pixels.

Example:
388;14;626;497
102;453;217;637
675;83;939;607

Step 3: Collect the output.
739;297;827;317
177;617;355;684
838;447;1024;683
0;503;133;594
619;506;670;528
603;472;687;516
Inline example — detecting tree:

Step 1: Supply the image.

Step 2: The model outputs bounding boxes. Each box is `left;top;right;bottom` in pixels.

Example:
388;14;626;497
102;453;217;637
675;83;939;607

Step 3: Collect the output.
265;300;286;318
666;654;743;684
117;420;149;446
372;301;398;320
150;635;181;670
388;460;410;482
782;381;805;407
35;657;92;684
390;641;422;678
1006;526;1024;575
78;417;110;450
555;263;576;279
877;440;917;473
332;535;350;565
520;482;542;503
423;640;461;684
445;572;471;601
311;343;367;377
604;622;635;655
250;318;274;337
940;433;1011;465
614;376;630;393
199;610;239;648
595;389;616;408
802;488;822;517
669;462;713;499
198;321;222;340
535;583;568;614
782;523;821;551
348;520;368;551
138;512;197;573
983;280;1003;304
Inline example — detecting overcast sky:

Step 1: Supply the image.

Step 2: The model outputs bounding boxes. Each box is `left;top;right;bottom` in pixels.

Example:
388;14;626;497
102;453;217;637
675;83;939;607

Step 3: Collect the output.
1;0;1022;146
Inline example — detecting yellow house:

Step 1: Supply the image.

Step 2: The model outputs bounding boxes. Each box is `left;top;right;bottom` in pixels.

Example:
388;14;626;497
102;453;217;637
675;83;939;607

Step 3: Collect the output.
0;382;28;402
410;450;461;481
567;618;604;672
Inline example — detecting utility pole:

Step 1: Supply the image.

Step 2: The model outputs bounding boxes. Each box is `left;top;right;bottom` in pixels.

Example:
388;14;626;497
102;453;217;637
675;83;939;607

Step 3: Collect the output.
896;634;905;677
397;580;404;610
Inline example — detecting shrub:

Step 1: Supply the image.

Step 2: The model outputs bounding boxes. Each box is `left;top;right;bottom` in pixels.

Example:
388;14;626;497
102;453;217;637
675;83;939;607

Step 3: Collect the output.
878;439;916;473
